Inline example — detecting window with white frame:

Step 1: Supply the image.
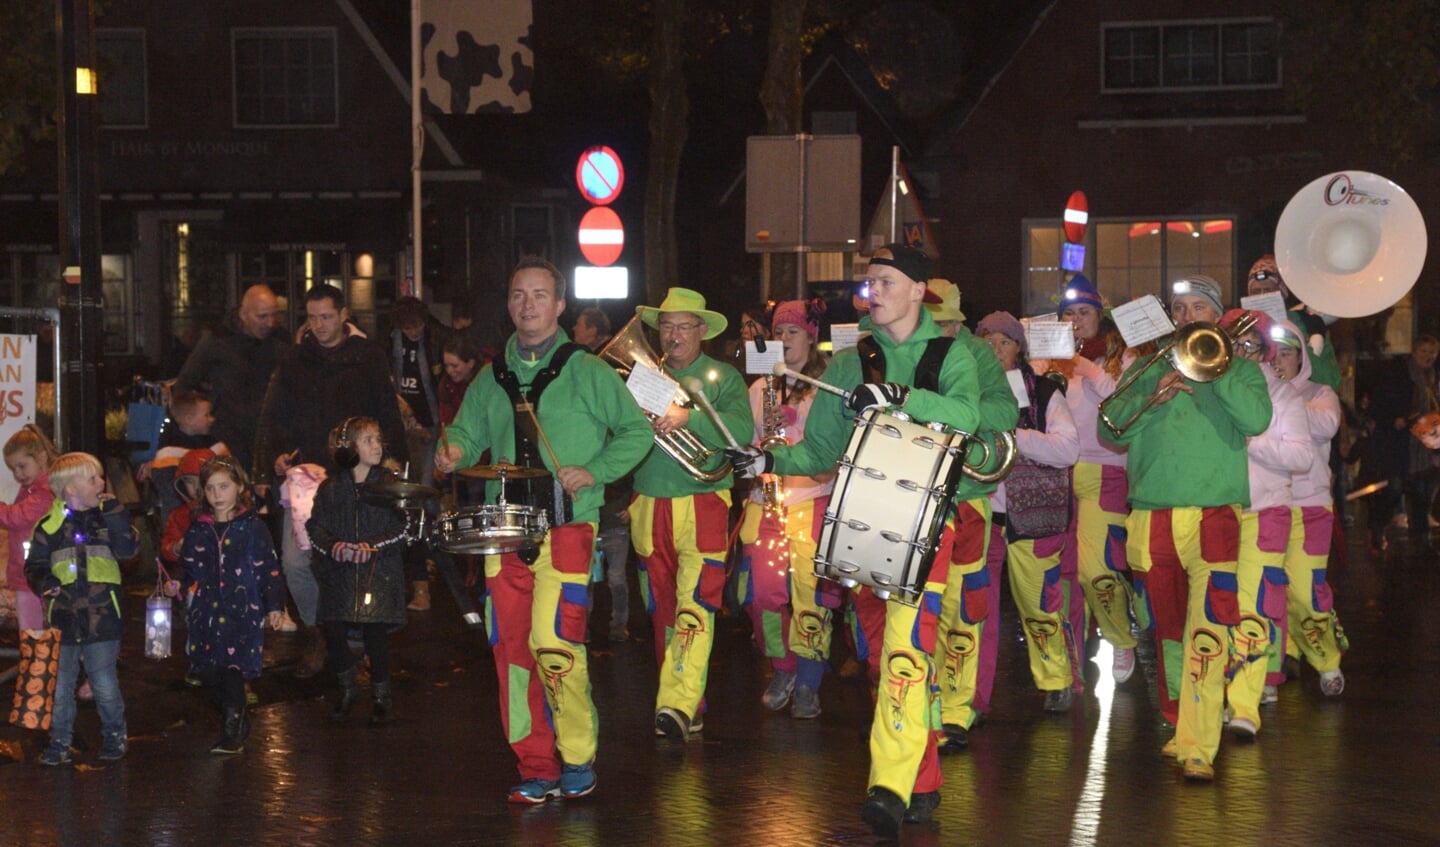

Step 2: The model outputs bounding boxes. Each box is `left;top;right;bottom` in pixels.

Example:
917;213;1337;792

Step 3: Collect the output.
1022;217;1236;318
232;28;338;128
97;29;147;128
1102;19;1279;93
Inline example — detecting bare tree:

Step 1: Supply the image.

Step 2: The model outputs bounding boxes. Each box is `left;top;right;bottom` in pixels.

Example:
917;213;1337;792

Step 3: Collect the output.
644;0;689;305
758;0;808;298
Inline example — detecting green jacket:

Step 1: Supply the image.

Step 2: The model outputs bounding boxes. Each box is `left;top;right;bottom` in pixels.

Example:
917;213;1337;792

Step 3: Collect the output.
1101;353;1272;510
443;330;653;525
631;353;753;498
773;311;983;480
951;327;1021;501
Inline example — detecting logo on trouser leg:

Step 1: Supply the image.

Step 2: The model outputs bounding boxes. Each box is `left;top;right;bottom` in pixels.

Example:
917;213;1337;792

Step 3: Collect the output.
536;648;576;714
884;651;926;731
1186;628;1224;698
1230;615;1269;675
796;609;829;655
1025;618;1059;661
1091;574;1120;615
672;609;706;673
1301;616;1333;658
941;630;976;694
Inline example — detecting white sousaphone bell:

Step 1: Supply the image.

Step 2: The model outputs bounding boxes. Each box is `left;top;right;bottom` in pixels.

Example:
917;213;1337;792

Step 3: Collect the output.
1274;171;1427;318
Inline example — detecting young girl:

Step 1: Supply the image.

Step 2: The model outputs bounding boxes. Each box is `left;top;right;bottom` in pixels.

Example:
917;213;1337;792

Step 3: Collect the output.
180;455;284;754
737;300;838;719
306;417;408;723
2;425;58;636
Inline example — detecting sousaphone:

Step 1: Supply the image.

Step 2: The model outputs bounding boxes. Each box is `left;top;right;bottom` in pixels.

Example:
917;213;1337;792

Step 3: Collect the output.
1274;171;1427;318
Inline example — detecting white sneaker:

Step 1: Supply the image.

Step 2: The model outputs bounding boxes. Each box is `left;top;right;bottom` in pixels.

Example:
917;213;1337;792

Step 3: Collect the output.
1261;684;1279;705
1111;647;1136;683
1228;717;1257;740
1320;668;1345;697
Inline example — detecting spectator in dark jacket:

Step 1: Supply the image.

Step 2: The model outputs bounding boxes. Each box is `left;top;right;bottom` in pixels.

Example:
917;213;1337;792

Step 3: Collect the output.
254;285;406;676
1361;333;1440;546
173;284;287;474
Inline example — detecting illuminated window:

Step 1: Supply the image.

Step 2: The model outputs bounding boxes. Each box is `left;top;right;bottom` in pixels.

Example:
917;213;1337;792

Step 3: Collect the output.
1022;217;1235;317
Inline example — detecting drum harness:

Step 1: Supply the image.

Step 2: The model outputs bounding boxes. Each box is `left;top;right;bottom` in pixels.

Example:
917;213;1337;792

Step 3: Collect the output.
491;342;585;560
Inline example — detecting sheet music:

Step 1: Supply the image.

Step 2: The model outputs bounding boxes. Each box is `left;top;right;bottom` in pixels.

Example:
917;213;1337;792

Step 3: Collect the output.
830;323;868;351
1005;369;1031;408
1112;295;1175;347
1240;291;1289;327
744;340;785;375
626;362;683;417
1025;317;1076;360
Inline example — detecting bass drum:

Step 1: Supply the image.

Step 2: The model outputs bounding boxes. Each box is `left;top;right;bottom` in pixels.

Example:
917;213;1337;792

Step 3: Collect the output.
432;504;549;555
813;409;968;606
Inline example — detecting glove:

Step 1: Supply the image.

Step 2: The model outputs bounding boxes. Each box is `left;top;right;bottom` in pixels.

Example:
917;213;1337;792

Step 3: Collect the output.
724;445;774;480
847;382;909;413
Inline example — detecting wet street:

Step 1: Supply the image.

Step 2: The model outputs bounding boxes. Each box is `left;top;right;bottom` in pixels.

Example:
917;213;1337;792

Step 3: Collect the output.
2;524;1437;847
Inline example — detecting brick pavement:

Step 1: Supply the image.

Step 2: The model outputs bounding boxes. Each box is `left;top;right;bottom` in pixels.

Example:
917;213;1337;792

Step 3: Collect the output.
1;528;1437;846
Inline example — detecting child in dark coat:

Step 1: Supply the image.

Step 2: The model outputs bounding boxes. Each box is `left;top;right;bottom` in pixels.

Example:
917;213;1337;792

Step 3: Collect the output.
306;417;409;723
25;452;138;766
181;455;284;754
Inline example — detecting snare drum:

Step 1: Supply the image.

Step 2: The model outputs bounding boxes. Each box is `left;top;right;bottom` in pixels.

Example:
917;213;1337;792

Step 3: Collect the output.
814;409;968;605
432;504;549;555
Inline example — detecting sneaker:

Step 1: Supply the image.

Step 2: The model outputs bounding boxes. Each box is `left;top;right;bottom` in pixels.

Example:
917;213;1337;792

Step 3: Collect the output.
560;762;596;799
790;685;821;720
1261;685;1279;705
938;723;969;753
507;777;561;805
97;738;127;762
37;743;72;767
183;672;205;688
1320;668;1345;697
861;787;907;837
761;670;796;711
1228;717;1257;741
689;713;704;734
903;790;941;824
1182;757;1214;782
1111;647;1136;684
655;707;690;741
277;610;298;632
246;684;259;706
1043;687;1073;713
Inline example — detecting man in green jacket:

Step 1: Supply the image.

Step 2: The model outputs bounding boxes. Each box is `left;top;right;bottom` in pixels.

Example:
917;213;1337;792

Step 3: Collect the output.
435;257;652;805
1102;274;1272;782
729;245;984;837
626;288;753;744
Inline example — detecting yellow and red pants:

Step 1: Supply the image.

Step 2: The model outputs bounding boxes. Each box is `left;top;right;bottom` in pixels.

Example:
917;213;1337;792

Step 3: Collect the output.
737;496;842;670
932;498;993;732
483;522;597;781
1128;506;1241;766
630;491;732;722
1280;505;1347;675
1067;462;1139;648
1228;506;1292;729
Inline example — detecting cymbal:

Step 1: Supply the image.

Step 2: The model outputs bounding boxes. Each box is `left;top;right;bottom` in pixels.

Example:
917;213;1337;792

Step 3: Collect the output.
455;463;550;480
361;480;441;502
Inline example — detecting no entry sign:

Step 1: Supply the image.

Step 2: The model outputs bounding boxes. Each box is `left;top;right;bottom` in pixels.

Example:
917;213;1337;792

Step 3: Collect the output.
576;146;624;206
578;206;624;266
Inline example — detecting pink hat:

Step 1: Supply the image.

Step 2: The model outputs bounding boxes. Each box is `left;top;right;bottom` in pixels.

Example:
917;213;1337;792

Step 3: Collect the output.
770;299;825;339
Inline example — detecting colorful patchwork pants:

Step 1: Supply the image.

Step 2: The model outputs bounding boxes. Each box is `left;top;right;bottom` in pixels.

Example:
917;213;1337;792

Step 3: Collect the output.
1228;506;1292;729
737;496;841;670
933;498;993;731
1067;462;1138;647
1281;505;1347;674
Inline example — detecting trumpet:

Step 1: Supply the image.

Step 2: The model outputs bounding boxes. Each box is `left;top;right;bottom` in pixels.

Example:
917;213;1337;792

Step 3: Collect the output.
599;316;732;482
772;363;1016;484
1097;312;1258;437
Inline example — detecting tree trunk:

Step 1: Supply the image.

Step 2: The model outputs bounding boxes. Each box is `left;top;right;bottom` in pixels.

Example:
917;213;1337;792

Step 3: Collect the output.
644;0;688;307
758;0;807;301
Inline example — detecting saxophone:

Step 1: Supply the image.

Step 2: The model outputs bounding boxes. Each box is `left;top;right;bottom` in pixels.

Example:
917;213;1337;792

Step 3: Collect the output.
759;374;789;509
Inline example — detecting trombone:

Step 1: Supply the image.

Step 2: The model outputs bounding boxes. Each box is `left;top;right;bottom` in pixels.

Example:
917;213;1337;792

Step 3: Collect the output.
1097;312;1258;437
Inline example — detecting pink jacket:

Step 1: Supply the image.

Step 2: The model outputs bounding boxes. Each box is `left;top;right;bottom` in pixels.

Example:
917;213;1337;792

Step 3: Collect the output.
1246;364;1313;512
747;377;834;506
280;463;328;551
1;472;53;593
1065;351;1134;467
1283;320;1341;507
991;388;1079;513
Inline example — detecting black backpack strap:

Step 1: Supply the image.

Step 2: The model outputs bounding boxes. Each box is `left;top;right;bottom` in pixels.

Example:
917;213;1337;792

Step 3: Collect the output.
856;336;885;384
488;342;587;526
915;336;954;393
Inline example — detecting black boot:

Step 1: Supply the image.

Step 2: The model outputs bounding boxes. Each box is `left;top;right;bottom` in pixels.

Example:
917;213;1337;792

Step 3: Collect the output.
332;666;360;721
295;626;327;679
370;681;392;725
210;706;246;755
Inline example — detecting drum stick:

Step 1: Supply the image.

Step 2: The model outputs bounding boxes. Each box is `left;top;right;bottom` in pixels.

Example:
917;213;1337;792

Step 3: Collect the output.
772;362;851;400
683;377;742;449
440;424;458;499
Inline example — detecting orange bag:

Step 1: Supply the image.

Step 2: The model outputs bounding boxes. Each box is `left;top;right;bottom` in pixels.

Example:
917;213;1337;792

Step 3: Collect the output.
9;628;60;731
1410;411;1440;451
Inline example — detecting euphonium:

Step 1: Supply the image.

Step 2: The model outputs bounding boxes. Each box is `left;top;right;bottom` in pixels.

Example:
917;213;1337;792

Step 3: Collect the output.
598;316;732;483
758;374;789;508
